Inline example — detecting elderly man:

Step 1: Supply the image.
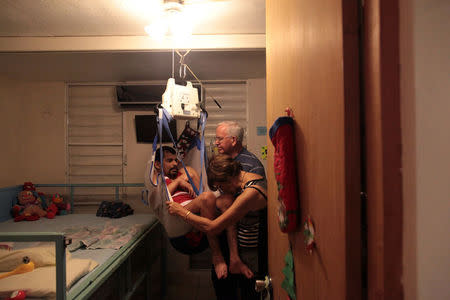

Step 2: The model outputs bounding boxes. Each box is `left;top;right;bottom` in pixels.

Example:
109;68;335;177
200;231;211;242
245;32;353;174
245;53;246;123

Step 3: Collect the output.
211;121;267;300
215;121;265;177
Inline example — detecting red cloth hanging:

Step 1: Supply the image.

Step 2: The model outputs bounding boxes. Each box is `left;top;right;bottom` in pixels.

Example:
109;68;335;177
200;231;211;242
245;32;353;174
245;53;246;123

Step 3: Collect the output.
269;115;299;233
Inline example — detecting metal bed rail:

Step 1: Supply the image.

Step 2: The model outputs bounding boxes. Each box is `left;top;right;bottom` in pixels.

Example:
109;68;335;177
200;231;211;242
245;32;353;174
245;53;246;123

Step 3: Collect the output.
34;183;145;213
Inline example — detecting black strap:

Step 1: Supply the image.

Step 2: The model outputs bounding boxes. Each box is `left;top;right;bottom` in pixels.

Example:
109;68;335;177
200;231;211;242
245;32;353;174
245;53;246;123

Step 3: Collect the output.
246;185;267;200
243;178;267;200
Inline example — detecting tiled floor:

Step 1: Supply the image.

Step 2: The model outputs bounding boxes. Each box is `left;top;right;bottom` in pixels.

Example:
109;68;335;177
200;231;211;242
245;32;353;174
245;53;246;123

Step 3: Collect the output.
165;241;216;300
166;270;216;300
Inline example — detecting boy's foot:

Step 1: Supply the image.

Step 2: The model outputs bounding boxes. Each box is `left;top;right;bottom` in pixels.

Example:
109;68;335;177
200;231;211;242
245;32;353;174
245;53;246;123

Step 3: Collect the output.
213;256;228;279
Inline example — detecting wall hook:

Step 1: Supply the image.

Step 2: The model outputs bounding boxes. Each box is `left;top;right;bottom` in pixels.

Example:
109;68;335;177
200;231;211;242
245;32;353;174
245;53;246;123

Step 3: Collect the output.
285;107;294;118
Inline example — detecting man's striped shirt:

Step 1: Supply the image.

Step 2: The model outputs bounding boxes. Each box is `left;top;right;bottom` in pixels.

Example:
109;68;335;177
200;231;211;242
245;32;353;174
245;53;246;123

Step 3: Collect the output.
234;148;266;177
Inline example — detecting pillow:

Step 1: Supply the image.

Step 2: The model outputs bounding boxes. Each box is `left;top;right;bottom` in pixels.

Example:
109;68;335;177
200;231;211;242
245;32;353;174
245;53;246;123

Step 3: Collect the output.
0;245;71;272
0;257;98;298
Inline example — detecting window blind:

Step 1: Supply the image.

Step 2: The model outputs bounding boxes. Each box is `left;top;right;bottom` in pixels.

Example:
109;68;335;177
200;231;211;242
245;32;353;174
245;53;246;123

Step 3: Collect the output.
68;86;123;211
203;83;247;157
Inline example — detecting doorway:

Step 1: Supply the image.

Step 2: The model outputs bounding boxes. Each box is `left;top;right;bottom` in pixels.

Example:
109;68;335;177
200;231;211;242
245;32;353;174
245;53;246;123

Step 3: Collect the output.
265;0;402;299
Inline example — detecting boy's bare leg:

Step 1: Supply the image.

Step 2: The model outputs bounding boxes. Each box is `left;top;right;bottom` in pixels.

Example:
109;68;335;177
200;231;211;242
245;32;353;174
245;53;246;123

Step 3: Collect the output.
216;195;254;279
184;192;228;279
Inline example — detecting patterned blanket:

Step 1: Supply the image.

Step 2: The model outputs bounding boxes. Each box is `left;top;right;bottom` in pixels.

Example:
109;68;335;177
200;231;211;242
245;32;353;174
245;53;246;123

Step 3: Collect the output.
63;222;144;252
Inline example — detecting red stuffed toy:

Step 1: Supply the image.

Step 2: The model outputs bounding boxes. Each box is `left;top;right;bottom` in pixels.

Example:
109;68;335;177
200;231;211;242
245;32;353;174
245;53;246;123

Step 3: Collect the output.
49;193;70;216
12;190;47;222
22;182;36;192
46;202;58;219
6;290;27;300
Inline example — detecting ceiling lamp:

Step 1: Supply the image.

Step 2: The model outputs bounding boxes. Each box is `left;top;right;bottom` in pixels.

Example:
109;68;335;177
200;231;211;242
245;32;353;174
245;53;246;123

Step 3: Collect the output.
145;0;193;41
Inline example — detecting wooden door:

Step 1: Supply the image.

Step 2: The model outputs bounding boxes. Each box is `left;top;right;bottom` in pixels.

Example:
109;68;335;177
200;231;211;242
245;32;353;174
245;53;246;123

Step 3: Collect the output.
266;1;361;299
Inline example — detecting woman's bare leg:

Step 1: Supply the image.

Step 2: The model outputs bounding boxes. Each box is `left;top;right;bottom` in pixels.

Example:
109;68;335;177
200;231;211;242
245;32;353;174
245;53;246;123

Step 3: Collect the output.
184;192;228;279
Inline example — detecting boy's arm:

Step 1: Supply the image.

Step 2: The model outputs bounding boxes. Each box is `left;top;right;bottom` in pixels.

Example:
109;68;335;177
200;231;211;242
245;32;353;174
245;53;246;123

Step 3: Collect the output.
179;166;200;192
166;177;183;195
166;174;195;198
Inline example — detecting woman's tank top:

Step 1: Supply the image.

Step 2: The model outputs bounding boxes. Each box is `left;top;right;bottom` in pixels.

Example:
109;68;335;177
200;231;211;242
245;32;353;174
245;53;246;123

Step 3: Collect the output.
234;178;267;248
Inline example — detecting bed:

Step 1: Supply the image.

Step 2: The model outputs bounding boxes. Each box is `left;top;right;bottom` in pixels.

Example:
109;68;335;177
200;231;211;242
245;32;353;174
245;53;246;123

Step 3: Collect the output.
0;184;167;300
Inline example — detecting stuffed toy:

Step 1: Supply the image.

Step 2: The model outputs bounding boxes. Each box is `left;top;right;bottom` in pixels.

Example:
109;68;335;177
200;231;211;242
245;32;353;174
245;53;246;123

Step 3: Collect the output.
5;290;27;300
20;181;48;210
0;256;35;280
12;190;48;222
46;203;58;219
49;193;70;216
22;182;35;192
0;256;33;299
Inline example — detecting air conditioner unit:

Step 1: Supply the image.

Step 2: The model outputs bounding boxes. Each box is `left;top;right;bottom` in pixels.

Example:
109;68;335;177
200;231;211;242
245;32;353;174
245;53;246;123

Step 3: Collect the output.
116;83;203;110
116;85;165;109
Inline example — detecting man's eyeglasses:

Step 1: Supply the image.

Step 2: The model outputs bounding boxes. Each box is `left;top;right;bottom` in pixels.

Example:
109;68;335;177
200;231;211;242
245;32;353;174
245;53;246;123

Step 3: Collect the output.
214;136;232;142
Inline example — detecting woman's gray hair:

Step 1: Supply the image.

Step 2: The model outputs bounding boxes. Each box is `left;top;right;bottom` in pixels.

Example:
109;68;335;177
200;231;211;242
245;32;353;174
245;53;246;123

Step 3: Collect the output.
218;121;244;143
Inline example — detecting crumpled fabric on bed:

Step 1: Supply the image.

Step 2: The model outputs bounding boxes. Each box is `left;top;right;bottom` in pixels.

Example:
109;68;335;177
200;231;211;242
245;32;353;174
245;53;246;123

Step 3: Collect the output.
63;222;144;251
96;201;133;218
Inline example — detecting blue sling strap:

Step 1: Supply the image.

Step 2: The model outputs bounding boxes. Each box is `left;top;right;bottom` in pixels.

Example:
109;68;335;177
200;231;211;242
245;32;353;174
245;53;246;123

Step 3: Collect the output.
159;108;205;196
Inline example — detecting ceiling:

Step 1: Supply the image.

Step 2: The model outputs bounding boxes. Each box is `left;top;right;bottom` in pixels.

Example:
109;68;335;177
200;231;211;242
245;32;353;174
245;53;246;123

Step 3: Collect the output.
0;0;266;82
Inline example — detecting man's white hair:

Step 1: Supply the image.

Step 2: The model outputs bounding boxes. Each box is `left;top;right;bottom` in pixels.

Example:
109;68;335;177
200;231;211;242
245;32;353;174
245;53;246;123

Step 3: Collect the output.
218;121;244;143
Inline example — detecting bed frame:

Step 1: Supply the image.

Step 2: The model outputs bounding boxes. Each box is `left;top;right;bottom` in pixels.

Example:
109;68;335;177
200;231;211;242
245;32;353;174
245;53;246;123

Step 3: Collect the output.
0;183;167;300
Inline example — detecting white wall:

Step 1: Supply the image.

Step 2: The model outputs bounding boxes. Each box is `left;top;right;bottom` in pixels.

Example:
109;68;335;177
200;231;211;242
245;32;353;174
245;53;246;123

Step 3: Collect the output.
247;78;267;172
123;110;154;184
0;77;66;187
401;0;450;299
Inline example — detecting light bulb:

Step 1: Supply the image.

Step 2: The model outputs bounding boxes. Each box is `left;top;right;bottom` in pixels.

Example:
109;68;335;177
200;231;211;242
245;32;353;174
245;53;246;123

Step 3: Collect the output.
144;4;192;42
145;17;168;41
167;9;192;41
